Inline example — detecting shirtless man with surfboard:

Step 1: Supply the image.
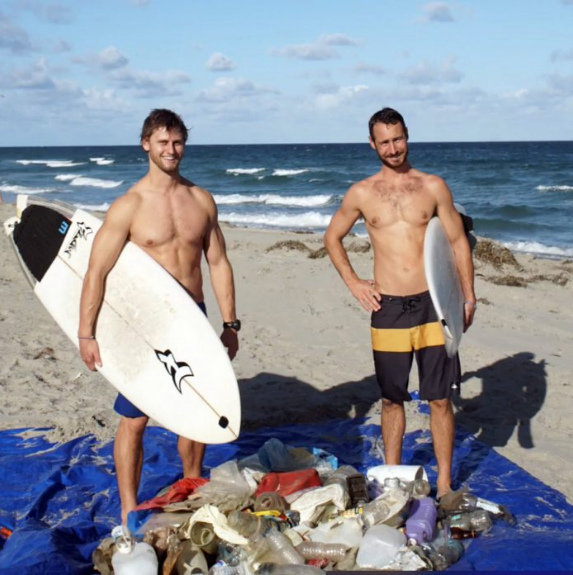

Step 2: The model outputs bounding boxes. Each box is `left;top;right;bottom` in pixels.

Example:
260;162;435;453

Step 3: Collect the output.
78;109;240;523
325;107;475;497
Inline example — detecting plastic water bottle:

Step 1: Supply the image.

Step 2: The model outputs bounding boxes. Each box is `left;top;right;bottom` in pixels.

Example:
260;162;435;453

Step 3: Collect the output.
359;497;391;527
428;540;464;571
295;541;347;562
111;541;158;575
227;510;265;538
263;529;305;564
405;497;437;545
449;509;492;533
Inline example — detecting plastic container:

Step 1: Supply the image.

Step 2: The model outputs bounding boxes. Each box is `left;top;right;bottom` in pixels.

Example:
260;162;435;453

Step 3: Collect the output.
111;541;158;575
296;541;347;562
355;524;406;569
263;529;305;565
360;497;391;527
405;497;437;545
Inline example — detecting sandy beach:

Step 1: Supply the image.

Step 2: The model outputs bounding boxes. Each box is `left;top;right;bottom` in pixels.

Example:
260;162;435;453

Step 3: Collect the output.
1;201;572;502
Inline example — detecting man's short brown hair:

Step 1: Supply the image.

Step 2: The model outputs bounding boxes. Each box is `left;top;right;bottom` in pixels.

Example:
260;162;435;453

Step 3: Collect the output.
140;109;189;142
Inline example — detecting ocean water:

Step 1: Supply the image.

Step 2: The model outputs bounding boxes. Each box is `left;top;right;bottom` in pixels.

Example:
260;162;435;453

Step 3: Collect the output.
1;141;573;259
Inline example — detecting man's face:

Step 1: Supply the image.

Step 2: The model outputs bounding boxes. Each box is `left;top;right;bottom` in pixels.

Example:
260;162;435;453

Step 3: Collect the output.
142;127;185;173
369;122;409;169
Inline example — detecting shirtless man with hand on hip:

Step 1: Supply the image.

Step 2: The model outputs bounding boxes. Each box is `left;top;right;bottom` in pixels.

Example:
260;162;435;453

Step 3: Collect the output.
325;107;475;497
78;109;240;523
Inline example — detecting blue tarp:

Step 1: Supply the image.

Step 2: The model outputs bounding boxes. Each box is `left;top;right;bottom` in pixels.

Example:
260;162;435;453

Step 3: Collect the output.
1;417;573;573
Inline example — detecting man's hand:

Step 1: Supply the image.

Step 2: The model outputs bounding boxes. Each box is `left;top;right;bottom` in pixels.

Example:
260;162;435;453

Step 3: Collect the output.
463;300;476;332
79;338;102;371
348;278;382;312
221;329;239;360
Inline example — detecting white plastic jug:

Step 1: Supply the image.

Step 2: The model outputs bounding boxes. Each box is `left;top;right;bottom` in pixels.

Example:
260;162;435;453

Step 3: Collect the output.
111;541;158;575
356;524;406;569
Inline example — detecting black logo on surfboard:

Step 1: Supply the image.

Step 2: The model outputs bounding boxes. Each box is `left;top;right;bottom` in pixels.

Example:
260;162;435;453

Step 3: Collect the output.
64;222;93;257
155;349;194;393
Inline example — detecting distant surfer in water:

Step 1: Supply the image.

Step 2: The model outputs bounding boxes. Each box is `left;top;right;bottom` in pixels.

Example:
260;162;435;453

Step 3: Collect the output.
78;109;240;524
325;107;475;497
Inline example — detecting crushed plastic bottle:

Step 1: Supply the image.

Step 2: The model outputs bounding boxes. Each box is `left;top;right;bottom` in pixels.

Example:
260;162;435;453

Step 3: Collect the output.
295;541;347;562
263;529;305;565
359;497;391;527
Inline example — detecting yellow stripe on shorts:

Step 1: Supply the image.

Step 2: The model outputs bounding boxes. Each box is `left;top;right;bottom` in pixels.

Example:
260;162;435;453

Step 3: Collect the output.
371;321;445;352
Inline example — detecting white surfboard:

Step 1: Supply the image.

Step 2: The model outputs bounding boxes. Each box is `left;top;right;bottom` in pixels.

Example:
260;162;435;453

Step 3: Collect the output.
424;205;471;358
5;195;241;444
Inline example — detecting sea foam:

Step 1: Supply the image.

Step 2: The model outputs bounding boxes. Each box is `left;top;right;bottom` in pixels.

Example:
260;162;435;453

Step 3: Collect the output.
536;185;573;192
90;157;115;165
272;169;310;177
0;184;59;194
76;202;110;212
55;174;83;181
503;240;573;259
16;160;86;168
214;193;332;207
226;168;265;175
70;177;123;188
220;211;332;228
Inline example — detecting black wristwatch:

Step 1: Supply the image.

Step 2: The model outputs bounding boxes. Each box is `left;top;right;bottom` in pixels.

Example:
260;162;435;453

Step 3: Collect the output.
223;319;241;332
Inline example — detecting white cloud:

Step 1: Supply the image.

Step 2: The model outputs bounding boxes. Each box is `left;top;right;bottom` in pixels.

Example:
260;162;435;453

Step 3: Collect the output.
352;63;386;76
98;46;129;70
6;58;55;90
52;39;72;53
15;1;73;24
73;46;129;71
82;88;130;112
546;73;573;96
400;58;463;84
109;68;191;98
275;33;358;61
314;84;369;110
422;2;455;23
0;12;34;54
196;77;276;103
206;52;236;72
551;48;573;62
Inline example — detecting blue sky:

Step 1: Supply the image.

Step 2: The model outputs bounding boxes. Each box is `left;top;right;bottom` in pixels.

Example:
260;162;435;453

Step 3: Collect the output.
1;0;572;146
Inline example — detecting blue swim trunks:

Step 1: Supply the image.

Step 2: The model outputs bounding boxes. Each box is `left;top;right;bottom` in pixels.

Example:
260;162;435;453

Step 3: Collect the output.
114;301;207;418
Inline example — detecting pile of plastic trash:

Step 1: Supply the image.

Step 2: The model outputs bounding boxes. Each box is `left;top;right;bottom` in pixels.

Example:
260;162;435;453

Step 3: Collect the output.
93;438;514;574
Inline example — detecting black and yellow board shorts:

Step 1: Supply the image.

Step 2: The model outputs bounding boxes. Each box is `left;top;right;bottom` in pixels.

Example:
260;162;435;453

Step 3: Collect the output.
371;291;461;403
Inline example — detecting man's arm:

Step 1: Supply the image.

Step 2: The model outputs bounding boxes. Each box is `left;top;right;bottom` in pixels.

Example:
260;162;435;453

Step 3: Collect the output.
203;196;239;360
78;196;136;370
432;177;476;331
324;186;381;312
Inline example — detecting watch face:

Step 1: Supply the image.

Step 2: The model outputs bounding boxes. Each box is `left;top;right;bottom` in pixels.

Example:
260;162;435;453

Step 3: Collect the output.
224;320;241;331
